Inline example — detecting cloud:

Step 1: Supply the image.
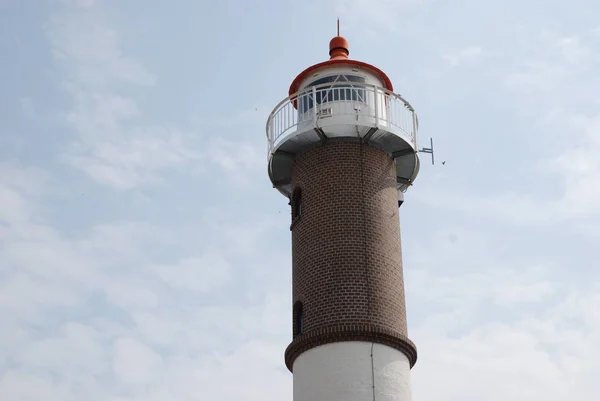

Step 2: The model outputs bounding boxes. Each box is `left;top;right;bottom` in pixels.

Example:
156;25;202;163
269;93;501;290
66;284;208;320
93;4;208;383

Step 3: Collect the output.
506;32;594;99
0;162;48;224
153;253;232;294
546;114;600;218
47;4;257;191
48;4;201;191
113;337;163;385
411;282;600;401
16;322;107;376
65;129;203;190
442;46;484;66
0;371;74;401
415;29;600;226
335;0;422;31
404;222;600;401
0;158;291;400
205;137;265;188
502;31;600;220
48;10;156;88
59;0;95;8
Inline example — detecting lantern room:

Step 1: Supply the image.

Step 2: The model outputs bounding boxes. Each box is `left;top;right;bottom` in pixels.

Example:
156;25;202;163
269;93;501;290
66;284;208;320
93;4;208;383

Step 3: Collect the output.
266;34;420;198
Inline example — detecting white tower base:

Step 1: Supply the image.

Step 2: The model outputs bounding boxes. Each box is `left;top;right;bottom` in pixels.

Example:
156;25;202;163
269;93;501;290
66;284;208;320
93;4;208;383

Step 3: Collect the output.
293;341;413;401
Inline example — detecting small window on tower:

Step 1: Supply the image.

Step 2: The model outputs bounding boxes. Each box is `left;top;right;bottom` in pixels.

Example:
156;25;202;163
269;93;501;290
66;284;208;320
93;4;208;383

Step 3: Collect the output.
292;188;302;219
293;301;303;336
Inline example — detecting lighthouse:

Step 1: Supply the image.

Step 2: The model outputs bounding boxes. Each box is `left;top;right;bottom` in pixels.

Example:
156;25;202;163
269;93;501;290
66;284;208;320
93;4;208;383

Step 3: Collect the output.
266;29;420;401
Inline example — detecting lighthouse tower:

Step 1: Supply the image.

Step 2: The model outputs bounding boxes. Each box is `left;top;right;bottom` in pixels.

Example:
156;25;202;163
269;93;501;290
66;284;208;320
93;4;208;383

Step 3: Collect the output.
266;30;420;401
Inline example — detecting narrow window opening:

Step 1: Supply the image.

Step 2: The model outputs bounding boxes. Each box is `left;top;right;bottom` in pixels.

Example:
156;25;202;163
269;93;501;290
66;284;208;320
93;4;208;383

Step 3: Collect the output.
293;301;303;336
292;188;302;219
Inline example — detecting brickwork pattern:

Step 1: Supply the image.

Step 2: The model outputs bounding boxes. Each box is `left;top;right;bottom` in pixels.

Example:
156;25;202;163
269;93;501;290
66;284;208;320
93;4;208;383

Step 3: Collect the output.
285;141;417;372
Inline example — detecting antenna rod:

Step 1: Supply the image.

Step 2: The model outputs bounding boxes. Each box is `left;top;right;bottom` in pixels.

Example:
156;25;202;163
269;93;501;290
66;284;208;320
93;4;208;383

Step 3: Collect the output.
337;18;340;36
418;137;436;165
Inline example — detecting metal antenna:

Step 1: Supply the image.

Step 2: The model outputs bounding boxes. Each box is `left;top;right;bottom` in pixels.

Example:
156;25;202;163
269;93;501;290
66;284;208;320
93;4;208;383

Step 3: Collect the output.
337;18;340;36
418;137;435;165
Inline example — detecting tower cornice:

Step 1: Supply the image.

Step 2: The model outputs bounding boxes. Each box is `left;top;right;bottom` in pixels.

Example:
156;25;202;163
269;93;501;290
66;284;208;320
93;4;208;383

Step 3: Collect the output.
284;324;418;372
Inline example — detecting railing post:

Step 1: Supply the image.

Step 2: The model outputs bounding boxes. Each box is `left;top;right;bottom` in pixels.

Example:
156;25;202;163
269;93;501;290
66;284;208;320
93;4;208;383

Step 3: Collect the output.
374;86;379;126
271;116;275;152
312;86;317;124
267;118;272;159
411;110;418;148
385;92;390;129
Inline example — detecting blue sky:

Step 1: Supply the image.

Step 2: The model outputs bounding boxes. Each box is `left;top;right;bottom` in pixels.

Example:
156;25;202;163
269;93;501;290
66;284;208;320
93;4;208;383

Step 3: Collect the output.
1;0;599;400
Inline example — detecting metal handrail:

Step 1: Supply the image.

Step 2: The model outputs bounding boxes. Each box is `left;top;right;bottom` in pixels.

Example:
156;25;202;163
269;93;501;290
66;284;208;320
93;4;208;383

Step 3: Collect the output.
266;82;418;158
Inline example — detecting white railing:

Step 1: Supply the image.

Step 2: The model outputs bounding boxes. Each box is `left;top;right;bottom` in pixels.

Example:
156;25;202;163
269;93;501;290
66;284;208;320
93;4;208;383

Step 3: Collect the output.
266;82;418;157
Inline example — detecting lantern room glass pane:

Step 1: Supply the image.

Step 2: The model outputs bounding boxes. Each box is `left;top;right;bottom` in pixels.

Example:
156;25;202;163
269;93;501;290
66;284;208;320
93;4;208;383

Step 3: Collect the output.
299;75;367;113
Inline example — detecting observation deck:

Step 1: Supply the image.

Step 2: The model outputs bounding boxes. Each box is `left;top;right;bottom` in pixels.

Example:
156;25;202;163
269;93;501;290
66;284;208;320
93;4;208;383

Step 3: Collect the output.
266;81;421;197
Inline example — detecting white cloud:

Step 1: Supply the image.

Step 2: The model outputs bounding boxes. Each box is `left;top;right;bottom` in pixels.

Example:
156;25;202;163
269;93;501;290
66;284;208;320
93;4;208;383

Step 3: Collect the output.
416;29;600;226
104;280;159;310
17;323;107;375
208;139;261;172
0;162;49;224
60;0;95;8
506;33;592;97
442;46;484;66
408;241;560;313
66;130;203;190
48;1;267;192
48;5;200;191
48;11;156;87
412;285;600;401
413;187;560;226
504;31;600;220
406;220;600;400
0;371;73;401
113;337;163;385
64;90;139;136
0;163;290;399
153;253;232;293
0;184;35;224
548;114;600;217
335;0;422;32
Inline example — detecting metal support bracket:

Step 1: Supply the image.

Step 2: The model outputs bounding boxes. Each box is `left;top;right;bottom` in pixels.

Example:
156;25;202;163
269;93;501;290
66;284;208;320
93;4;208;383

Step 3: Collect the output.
362;127;378;144
392;148;416;159
275;150;296;159
272;177;292;187
314;127;328;143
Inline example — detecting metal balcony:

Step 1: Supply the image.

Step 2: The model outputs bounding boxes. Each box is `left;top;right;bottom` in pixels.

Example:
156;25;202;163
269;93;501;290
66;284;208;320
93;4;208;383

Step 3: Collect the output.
266;82;420;197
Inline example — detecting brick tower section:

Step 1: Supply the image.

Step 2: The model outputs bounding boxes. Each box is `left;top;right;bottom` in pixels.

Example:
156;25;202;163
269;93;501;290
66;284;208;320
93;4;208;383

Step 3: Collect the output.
284;140;417;372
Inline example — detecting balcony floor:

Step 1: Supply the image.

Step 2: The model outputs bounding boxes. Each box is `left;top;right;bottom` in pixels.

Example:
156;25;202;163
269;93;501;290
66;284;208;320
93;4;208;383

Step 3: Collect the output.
268;119;420;197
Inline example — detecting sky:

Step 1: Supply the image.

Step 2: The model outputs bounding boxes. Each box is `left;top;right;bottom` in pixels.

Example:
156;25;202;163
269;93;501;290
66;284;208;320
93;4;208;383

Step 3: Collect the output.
0;0;599;400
